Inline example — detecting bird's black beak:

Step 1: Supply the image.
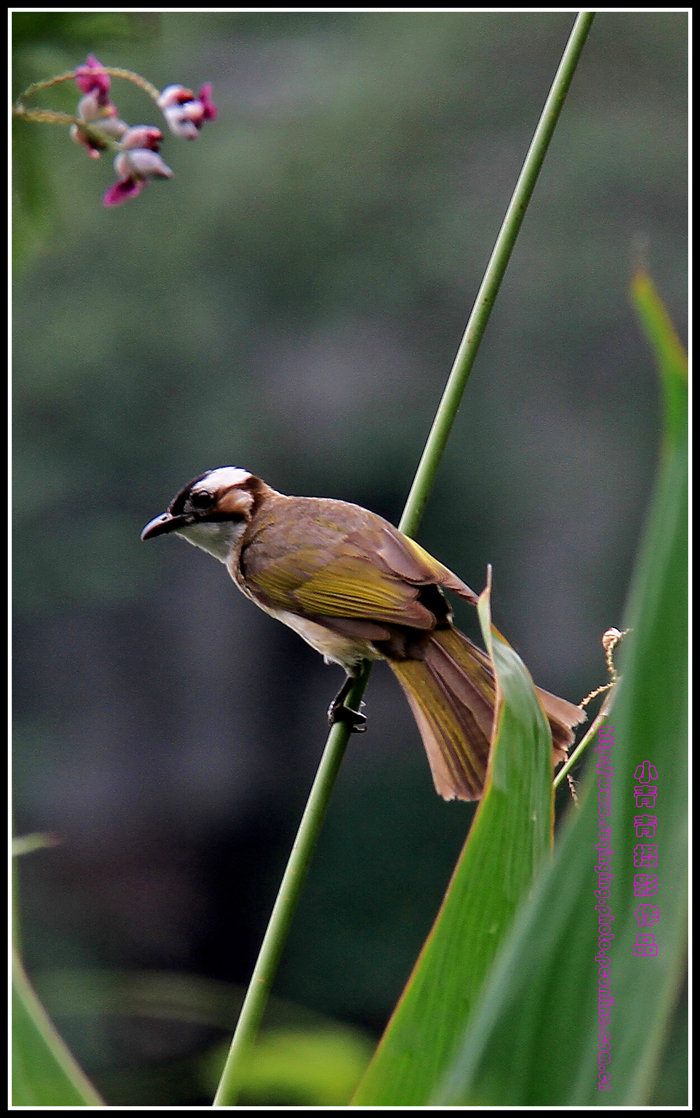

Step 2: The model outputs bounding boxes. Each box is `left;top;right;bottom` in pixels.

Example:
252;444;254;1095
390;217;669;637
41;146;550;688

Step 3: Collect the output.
141;511;189;540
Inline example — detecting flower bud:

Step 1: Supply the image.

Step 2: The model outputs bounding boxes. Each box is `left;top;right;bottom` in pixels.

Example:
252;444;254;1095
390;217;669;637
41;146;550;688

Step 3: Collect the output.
75;55;112;103
157;82;217;138
104;140;173;206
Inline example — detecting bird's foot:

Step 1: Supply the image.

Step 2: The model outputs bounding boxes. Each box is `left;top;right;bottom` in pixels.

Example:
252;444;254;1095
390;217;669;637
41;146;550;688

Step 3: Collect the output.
327;696;367;733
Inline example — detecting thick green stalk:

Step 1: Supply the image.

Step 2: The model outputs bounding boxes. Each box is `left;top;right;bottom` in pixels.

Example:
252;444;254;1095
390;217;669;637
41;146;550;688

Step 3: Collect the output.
400;10;594;537
212;11;595;1106
211;669;370;1107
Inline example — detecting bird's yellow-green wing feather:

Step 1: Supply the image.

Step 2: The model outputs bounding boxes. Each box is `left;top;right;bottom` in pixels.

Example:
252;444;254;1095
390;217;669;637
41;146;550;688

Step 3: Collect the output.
241;499;477;626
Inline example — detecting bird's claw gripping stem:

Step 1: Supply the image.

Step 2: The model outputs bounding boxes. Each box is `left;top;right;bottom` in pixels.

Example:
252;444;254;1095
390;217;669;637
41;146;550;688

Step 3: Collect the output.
328;676;367;733
328;702;367;733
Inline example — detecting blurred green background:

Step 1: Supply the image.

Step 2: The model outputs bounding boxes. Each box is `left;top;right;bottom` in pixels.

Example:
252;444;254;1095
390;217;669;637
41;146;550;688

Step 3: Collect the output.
12;11;687;1105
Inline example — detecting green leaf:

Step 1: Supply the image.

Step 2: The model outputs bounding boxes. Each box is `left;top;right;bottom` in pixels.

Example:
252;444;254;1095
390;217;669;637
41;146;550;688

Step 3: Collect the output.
206;1026;375;1106
630;268;688;453
12;950;105;1106
433;274;687;1105
351;579;556;1105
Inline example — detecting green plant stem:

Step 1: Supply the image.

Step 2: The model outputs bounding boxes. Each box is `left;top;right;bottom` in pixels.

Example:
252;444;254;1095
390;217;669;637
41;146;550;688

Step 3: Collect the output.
553;686;614;792
212;668;369;1107
212;11;595;1106
400;10;594;537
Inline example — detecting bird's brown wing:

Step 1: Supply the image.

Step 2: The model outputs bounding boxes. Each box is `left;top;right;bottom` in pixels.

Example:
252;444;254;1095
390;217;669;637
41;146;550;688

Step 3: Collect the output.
240;497;478;631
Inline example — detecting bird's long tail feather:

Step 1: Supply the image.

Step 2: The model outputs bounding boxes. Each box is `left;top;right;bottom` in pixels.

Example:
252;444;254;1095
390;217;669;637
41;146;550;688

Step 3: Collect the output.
388;627;585;801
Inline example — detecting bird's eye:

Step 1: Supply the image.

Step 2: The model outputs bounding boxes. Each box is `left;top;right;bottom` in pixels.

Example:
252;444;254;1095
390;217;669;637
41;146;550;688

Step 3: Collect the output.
190;490;214;510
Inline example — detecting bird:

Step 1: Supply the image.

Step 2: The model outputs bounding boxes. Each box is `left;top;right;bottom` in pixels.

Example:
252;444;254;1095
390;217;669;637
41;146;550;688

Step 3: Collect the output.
141;466;585;801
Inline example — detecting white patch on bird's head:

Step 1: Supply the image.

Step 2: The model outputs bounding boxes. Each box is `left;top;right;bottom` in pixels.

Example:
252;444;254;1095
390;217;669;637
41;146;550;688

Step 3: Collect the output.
193;466;252;494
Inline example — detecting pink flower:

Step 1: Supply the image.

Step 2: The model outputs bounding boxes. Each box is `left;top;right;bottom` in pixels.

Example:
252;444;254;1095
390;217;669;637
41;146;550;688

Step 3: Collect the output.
71;54;125;157
157;83;217;139
103;125;173;206
122;125;165;152
75;54;111;103
70;92;127;158
67;57;215;204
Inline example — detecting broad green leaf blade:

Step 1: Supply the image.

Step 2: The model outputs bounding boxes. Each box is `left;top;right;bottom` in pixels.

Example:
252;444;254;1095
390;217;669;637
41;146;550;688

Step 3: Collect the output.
434;275;687;1105
12;950;105;1106
352;581;555;1105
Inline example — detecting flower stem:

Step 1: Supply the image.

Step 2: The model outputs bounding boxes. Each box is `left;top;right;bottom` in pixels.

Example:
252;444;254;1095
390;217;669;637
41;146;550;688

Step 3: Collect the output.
14;70;82;102
14;66;162;110
11;105;122;153
101;66;162;102
553;689;614;792
212;11;596;1107
12;106;77;126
